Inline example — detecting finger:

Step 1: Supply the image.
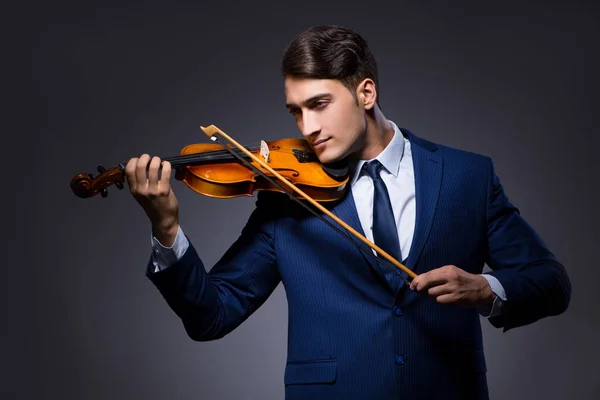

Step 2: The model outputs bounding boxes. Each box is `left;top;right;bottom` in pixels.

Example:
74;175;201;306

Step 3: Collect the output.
434;293;460;305
148;156;162;188
124;157;139;190
411;270;448;292
135;154;151;190
422;265;462;288
410;275;424;291
439;265;461;281
159;160;172;192
427;283;454;298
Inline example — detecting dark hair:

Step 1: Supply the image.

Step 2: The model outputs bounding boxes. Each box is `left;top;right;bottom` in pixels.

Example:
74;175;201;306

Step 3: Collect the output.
281;25;380;106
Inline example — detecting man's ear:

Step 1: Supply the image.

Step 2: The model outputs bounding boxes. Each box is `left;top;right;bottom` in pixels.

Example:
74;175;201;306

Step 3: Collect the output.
356;78;377;110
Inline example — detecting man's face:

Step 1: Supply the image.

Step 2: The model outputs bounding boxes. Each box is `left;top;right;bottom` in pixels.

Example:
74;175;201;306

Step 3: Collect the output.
284;77;367;164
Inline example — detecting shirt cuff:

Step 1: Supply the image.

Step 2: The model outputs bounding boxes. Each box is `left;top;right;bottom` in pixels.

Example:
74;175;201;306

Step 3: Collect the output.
150;225;189;273
477;273;507;318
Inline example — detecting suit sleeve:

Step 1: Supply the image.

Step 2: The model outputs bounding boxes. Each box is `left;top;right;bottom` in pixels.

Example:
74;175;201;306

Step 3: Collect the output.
144;192;281;341
483;157;571;331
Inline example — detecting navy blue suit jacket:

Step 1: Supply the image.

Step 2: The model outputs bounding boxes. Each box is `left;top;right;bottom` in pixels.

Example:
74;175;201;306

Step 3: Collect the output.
146;128;571;399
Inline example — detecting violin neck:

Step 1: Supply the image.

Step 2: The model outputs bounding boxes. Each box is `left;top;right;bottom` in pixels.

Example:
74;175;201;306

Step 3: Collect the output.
162;146;258;168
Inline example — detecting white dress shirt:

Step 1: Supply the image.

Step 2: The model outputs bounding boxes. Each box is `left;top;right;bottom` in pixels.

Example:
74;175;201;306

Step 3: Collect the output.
150;120;506;317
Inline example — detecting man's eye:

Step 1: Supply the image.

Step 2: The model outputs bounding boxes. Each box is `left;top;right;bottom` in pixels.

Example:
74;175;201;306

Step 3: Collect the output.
313;101;328;109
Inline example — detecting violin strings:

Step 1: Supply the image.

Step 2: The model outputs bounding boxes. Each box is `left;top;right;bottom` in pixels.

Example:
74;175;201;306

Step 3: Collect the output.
165;152;247;166
211;136;411;285
163;144;261;167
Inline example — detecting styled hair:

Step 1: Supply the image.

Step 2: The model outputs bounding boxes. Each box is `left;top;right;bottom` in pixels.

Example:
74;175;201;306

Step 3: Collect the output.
281;25;380;106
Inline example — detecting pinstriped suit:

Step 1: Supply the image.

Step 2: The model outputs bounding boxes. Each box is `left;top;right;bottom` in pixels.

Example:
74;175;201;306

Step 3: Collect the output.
146;127;570;399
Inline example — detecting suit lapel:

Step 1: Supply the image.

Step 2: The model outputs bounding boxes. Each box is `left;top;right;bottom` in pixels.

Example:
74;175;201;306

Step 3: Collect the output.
402;129;443;273
326;189;366;251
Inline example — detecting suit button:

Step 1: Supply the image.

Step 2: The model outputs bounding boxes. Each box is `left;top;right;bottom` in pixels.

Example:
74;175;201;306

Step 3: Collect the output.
393;306;403;316
395;355;405;365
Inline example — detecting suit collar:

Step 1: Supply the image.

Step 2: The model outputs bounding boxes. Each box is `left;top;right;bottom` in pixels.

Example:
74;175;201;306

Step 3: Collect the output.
398;125;439;153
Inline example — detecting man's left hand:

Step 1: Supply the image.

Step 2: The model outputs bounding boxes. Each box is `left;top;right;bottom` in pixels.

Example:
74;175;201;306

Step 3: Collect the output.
409;265;496;308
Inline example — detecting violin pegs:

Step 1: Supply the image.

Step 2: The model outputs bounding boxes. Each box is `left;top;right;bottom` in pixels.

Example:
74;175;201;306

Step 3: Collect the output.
114;179;124;190
100;187;108;198
97;165;106;173
88;173;94;180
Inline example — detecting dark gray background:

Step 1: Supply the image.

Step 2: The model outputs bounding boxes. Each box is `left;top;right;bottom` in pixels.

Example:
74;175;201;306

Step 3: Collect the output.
3;0;599;399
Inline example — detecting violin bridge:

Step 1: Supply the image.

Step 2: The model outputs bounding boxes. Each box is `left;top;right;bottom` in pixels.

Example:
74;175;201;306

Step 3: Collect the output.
260;140;270;163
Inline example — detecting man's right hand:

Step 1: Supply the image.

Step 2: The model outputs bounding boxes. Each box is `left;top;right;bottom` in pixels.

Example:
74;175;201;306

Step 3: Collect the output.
125;154;179;247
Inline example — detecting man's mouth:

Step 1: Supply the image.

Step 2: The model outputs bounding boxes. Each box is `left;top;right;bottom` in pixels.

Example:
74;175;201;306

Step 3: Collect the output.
312;138;330;149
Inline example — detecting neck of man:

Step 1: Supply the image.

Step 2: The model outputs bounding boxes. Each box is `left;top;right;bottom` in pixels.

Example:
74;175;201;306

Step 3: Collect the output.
353;106;394;161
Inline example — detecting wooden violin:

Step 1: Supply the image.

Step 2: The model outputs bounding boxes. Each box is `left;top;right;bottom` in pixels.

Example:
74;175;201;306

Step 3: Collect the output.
70;124;416;282
71;126;349;202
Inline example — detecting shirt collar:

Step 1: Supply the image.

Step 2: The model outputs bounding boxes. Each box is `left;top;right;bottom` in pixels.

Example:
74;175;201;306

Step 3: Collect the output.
349;120;405;187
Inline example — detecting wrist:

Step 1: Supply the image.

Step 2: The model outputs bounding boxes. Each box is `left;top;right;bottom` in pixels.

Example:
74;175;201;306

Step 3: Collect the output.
152;220;179;247
477;275;496;303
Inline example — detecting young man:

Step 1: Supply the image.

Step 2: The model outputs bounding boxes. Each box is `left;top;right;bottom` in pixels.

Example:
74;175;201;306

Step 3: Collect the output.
125;25;571;399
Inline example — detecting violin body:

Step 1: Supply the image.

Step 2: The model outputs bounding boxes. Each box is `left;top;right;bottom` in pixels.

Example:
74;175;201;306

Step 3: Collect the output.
177;138;348;202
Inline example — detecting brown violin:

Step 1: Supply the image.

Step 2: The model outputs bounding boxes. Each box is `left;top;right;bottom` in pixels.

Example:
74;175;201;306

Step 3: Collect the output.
70;124;416;281
70;125;349;202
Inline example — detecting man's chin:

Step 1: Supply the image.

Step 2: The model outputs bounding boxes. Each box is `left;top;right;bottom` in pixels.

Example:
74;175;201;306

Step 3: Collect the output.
316;148;344;165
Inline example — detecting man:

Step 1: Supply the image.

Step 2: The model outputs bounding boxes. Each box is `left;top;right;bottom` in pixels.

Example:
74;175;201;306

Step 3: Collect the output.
125;25;571;399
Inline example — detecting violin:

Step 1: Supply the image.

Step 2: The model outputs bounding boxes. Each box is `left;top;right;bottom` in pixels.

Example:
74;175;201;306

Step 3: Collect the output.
71;127;349;202
70;124;416;281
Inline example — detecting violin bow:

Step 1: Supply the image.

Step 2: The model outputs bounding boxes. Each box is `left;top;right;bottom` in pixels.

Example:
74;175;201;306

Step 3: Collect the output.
199;125;417;283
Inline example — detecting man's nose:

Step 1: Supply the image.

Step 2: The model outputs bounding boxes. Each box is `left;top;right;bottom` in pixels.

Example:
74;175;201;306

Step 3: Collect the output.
301;112;321;137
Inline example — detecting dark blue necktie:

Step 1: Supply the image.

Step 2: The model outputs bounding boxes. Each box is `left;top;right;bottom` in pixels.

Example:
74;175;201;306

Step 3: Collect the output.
364;160;403;265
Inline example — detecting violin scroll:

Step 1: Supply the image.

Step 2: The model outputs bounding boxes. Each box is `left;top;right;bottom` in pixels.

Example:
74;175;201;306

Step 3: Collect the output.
71;164;126;198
